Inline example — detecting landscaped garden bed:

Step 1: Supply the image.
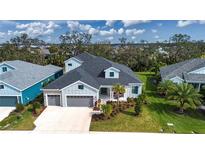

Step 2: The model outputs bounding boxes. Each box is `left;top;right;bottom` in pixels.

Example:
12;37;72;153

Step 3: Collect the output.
90;72;205;133
92;99;135;121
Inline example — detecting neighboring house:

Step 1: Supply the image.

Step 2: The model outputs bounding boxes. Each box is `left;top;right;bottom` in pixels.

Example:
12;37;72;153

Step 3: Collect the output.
43;52;142;107
0;60;63;106
160;58;205;91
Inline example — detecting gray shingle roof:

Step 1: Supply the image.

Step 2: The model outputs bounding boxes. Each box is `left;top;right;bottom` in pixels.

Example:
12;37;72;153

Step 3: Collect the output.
160;58;205;81
45;52;141;89
0;60;62;91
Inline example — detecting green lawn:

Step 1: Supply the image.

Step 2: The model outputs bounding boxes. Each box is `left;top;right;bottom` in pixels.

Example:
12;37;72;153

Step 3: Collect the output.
90;72;205;133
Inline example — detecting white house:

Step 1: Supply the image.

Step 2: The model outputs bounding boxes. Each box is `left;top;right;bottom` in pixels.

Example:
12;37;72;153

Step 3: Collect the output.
43;52;142;107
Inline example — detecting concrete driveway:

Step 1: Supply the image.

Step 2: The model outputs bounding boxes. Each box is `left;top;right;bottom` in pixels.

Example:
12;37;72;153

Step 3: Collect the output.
0;107;15;121
34;106;93;133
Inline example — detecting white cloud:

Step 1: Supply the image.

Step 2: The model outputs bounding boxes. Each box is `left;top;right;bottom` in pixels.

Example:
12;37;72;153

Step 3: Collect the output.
118;28;124;35
0;32;5;38
99;28;117;36
107;36;114;40
122;20;150;27
154;35;159;39
151;29;157;33
15;21;60;37
67;21;80;31
125;29;145;36
105;20;116;27
79;24;92;31
88;28;99;35
67;21;99;35
131;36;136;40
177;20;197;27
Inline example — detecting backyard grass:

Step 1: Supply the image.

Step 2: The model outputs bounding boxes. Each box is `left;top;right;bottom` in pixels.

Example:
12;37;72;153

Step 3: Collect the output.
90;72;205;133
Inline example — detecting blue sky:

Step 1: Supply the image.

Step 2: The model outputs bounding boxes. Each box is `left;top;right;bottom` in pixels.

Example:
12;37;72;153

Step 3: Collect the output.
0;20;205;43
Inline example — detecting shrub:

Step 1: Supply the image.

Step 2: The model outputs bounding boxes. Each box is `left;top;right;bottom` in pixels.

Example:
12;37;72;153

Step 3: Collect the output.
127;97;133;103
32;102;41;115
101;104;113;117
15;103;25;113
134;101;142;116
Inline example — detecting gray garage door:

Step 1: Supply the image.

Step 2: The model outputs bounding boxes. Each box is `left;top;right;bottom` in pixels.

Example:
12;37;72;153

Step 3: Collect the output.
0;96;17;106
66;96;93;107
47;95;60;106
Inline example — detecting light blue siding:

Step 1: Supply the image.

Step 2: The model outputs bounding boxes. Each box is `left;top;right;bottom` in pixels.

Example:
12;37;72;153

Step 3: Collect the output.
0;64;14;74
21;70;63;104
0;82;20;96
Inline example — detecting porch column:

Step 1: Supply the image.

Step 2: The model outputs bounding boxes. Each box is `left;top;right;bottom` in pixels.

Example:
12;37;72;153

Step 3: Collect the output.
198;83;201;92
110;87;112;100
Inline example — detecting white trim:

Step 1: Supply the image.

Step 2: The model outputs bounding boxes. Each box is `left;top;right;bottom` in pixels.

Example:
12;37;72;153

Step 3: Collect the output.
0;62;16;70
186;80;205;84
188;67;205;74
170;76;184;81
104;67;120;72
42;89;60;91
64;57;83;64
60;80;99;92
0;95;21;96
128;82;143;86
0;80;21;91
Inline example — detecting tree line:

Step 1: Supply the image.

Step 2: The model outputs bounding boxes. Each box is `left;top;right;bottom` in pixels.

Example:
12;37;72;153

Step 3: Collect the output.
1;32;205;72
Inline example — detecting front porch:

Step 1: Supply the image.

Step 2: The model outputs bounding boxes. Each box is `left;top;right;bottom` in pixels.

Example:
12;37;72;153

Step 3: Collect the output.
188;82;205;92
99;86;126;102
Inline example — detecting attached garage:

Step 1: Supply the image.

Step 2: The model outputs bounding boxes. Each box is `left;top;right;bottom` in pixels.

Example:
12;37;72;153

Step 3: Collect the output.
47;95;60;106
0;96;17;106
66;96;93;107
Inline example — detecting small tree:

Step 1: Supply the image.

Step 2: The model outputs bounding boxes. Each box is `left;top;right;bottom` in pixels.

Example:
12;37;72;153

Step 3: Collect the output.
137;93;148;104
134;98;142;116
157;80;175;96
101;104;113;117
32;102;41;115
112;84;126;104
167;83;202;113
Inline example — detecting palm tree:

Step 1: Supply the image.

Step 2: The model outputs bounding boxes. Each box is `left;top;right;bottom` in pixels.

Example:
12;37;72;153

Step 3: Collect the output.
157;80;175;96
167;83;202;113
112;84;126;104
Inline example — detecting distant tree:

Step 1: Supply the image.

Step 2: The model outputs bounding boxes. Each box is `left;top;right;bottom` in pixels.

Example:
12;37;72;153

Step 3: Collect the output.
59;31;92;56
169;34;191;43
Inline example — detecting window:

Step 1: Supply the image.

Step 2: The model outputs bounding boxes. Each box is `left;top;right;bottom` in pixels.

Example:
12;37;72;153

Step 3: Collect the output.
2;67;7;72
110;72;114;77
100;88;108;95
78;84;84;90
68;63;72;66
0;85;4;89
132;86;138;94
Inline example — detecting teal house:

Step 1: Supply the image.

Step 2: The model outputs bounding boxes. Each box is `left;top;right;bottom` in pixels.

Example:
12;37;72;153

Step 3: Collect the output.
0;60;63;106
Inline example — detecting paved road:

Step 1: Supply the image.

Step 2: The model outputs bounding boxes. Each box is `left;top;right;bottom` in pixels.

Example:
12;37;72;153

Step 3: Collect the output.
34;106;93;133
